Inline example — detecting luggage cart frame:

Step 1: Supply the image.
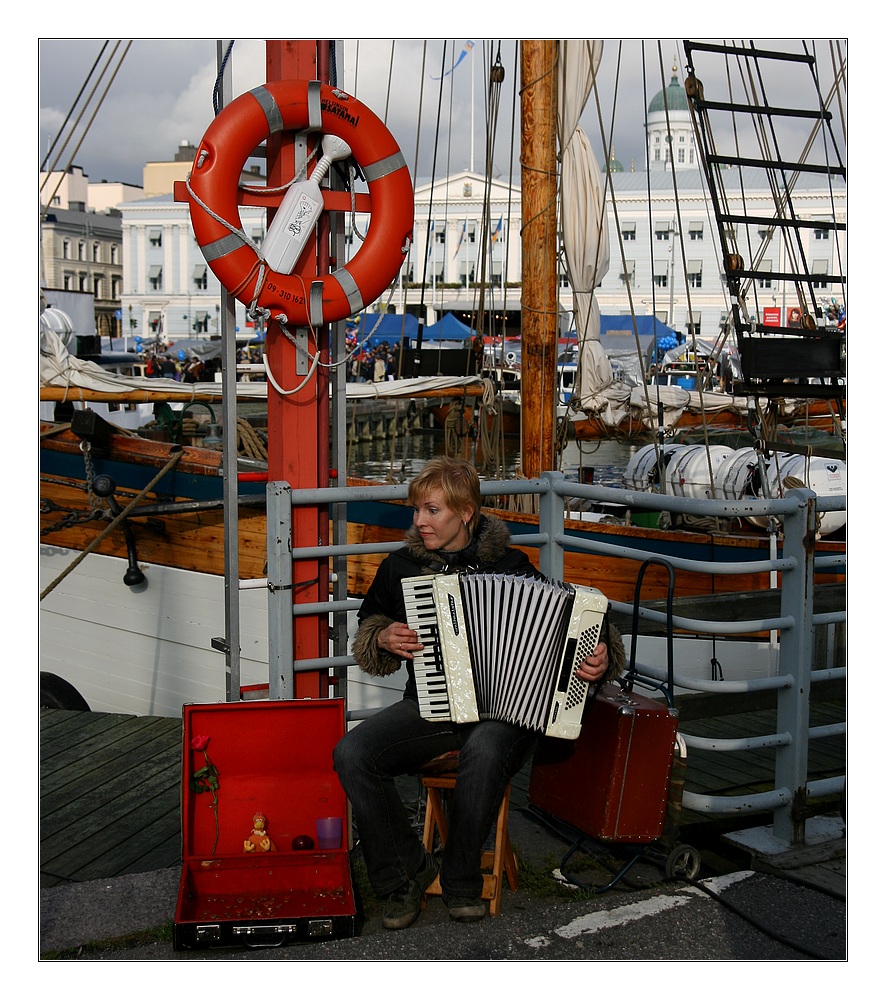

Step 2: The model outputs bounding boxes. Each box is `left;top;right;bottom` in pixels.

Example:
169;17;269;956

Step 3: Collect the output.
527;558;702;893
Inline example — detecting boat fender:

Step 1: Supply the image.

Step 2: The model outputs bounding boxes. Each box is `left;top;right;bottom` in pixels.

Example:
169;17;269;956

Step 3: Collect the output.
187;79;414;328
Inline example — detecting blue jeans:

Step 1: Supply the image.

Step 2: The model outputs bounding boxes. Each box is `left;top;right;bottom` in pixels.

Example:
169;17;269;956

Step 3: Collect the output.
333;698;536;899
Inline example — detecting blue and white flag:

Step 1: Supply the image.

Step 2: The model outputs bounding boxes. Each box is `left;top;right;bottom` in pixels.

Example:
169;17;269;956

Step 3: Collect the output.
426;219;435;257
491;215;503;243
455;220;467;255
433;40;475;80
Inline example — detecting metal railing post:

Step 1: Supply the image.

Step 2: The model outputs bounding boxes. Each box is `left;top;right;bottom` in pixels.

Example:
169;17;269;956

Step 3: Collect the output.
772;487;817;845
538;471;565;581
267;481;294;699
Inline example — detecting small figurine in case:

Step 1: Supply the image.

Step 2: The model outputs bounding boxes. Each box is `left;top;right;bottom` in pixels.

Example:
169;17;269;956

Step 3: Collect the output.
244;811;277;853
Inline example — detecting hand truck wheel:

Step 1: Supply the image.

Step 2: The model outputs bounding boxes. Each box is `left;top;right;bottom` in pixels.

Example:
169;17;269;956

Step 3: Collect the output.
665;843;701;881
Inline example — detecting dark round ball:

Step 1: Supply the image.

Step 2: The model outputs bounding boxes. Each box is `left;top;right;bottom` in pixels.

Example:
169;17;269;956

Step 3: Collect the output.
292;834;314;850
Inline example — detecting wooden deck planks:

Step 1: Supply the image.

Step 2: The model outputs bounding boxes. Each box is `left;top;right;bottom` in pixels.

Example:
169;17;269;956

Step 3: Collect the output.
40;699;845;888
41;710;183;888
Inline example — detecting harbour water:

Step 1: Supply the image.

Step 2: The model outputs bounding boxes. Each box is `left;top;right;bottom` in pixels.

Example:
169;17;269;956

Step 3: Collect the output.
344;432;640;489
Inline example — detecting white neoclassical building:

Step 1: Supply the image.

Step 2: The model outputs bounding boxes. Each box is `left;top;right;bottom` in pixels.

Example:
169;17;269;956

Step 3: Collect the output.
116;67;845;348
121;193;265;343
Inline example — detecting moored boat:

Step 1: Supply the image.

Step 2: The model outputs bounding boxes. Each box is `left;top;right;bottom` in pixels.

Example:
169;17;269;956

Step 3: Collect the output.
38;37;846;725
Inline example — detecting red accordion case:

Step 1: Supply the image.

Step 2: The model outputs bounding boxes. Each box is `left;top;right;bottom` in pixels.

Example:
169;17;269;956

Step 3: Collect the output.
173;699;357;950
528;683;679;843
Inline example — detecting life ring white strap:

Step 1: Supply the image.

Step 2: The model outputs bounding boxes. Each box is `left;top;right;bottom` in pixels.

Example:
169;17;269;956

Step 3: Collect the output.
363;151;407;182
251;81;323;133
201;230;251;262
311;267;364;326
306;80;323;129
251;86;285;134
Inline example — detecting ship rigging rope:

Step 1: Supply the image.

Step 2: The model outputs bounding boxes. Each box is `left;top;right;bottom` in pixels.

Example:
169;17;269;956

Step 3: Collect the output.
40;449;183;602
40;40;132;223
654;43;717;494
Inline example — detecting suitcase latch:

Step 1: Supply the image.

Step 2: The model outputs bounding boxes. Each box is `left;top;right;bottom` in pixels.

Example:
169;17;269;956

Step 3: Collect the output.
233;924;297;947
196;924;221;943
308;919;334;938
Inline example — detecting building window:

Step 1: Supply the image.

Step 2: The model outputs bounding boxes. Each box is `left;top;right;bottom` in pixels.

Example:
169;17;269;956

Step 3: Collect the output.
812;260;829;289
63;273;74;290
621;223;636;241
78;272;88;292
111;244;119;265
251;227;264;246
112;276;121;298
813;224;830;240
655;223;671;241
619;261;635;287
688;223;703;241
677;148;686;163
62;239;71;260
193;311;210;333
93;242;101;262
93;276;103;298
78;241;86;260
687;261;702;288
193;264;208;291
757;261;773;289
148;228;162;247
653;260;668;288
149;264;163;290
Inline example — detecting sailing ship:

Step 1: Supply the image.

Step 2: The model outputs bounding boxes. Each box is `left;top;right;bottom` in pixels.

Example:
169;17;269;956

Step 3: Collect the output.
39;38;846;718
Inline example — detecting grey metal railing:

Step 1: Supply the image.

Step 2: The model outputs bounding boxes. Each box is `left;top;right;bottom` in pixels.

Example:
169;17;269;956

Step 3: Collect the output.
265;472;846;849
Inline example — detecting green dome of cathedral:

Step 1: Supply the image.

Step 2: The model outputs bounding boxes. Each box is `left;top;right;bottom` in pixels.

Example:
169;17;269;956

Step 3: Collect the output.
647;66;689;114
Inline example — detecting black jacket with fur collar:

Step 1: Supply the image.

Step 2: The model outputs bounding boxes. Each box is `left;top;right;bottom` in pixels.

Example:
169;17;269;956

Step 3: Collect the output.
352;513;625;701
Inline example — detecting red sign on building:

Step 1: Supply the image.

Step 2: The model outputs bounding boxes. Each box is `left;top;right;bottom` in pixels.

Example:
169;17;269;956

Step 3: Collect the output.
762;307;781;327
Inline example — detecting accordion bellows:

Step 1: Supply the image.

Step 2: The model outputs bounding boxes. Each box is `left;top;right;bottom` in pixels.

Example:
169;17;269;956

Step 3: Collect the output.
402;573;608;739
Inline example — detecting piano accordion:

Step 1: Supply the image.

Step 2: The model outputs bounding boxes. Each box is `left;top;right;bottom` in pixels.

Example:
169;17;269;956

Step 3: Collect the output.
402;573;608;740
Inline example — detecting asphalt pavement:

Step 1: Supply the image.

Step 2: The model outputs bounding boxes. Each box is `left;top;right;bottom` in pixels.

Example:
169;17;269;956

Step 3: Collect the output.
39;809;849;964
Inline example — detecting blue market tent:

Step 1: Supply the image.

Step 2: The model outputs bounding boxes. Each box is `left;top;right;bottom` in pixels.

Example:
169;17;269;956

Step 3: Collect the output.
599;315;677;339
421;312;476;341
350;312;418;348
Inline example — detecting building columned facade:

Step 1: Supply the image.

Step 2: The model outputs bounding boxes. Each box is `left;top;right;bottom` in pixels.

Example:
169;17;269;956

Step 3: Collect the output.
120;195;265;343
47;67;846;353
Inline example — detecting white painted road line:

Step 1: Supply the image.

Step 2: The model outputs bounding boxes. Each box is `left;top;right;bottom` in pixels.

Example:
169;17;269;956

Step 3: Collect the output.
524;871;757;949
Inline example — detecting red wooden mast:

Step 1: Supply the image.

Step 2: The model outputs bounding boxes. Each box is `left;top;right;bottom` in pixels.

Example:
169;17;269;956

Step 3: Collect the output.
264;40;331;698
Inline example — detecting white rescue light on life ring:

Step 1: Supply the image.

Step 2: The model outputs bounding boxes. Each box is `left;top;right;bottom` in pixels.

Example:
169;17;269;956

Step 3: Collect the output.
186;79;414;329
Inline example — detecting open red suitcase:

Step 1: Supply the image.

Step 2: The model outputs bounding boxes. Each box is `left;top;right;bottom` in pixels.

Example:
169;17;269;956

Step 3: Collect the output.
528;682;679;843
173;699;358;950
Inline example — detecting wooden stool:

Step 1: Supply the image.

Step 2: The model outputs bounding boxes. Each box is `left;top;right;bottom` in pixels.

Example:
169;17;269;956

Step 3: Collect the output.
419;755;519;917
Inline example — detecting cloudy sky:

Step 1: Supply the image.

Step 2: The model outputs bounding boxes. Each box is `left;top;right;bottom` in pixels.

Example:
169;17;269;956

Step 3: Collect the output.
37;38;847;191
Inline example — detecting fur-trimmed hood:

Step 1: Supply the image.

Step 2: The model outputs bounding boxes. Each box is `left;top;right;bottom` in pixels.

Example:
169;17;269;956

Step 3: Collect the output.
401;513;515;573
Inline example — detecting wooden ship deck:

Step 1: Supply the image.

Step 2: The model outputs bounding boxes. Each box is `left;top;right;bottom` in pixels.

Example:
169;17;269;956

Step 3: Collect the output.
40;692;846;889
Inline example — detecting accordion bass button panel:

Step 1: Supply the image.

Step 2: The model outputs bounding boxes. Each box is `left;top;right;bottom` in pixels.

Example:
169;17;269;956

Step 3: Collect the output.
545;587;609;740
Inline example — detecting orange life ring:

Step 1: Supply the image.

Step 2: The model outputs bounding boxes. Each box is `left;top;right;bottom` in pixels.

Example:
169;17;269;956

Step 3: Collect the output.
187;79;414;328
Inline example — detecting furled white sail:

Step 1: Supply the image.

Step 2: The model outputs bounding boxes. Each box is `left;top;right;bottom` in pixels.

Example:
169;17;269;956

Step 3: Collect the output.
39;327;486;401
557;40;612;402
